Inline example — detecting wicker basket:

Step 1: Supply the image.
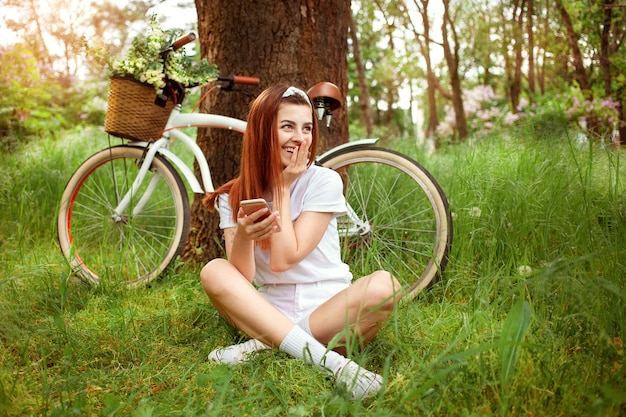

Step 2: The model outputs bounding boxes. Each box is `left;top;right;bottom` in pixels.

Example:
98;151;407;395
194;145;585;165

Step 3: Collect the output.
104;76;174;141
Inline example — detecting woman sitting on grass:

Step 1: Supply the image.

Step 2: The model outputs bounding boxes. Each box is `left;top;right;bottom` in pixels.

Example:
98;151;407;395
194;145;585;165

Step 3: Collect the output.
200;83;400;400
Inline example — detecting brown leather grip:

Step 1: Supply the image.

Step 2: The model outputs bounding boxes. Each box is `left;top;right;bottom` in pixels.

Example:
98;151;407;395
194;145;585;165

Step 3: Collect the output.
233;76;260;86
171;32;197;51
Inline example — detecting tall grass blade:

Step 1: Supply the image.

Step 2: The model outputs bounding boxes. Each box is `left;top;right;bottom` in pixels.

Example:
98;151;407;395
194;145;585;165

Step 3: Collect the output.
499;299;532;387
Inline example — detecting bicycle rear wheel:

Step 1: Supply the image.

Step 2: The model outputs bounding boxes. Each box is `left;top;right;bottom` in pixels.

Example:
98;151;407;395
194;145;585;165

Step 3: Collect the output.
320;146;452;299
57;145;190;286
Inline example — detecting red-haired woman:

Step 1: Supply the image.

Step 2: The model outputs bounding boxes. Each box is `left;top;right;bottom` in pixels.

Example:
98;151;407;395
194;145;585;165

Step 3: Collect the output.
201;84;400;400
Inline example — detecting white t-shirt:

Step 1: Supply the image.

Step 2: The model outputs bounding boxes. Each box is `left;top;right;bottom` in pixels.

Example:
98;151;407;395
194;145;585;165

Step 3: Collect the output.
218;164;353;286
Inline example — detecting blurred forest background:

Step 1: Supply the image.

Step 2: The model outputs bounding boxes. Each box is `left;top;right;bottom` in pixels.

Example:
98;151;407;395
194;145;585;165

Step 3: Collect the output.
1;0;625;150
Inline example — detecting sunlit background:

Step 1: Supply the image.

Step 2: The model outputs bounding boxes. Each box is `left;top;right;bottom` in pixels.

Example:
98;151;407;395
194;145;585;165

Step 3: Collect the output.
0;0;197;73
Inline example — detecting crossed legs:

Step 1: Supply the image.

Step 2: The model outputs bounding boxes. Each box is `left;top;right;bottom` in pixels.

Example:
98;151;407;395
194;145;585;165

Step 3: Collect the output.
200;259;400;399
199;258;401;349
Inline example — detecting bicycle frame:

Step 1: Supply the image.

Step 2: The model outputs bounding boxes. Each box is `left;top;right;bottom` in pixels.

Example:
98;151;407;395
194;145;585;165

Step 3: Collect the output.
111;104;245;216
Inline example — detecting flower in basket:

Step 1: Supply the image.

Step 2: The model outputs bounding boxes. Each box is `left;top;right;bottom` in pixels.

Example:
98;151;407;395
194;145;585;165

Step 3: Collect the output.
88;17;219;142
104;17;218;91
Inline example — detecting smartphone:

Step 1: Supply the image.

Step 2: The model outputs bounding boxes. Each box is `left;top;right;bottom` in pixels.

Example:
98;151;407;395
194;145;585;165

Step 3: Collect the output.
240;198;281;231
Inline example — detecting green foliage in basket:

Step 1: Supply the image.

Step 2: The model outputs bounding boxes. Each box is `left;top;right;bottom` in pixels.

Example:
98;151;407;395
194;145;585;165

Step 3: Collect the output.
90;17;218;91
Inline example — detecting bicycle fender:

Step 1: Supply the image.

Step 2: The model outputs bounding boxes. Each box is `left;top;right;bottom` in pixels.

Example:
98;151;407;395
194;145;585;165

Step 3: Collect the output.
316;138;379;162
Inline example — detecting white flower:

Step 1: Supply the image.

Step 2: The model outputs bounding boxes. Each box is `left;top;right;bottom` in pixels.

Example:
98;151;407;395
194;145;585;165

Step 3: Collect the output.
102;16;217;90
518;265;532;275
503;112;520;125
469;207;482;217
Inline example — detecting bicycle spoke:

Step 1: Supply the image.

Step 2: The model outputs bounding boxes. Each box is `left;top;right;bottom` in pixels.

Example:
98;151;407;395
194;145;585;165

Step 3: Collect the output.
59;146;189;285
322;147;452;298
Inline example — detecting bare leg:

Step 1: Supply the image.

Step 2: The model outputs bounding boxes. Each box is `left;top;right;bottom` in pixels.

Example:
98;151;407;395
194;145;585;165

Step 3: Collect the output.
201;260;391;399
200;258;293;347
308;270;401;352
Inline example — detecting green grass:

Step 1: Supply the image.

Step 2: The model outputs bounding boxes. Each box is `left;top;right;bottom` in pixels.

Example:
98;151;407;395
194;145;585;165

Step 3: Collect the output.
0;125;625;416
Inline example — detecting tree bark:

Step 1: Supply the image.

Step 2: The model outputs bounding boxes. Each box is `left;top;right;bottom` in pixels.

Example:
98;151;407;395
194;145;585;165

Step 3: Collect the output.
184;0;351;264
527;0;535;94
537;0;549;94
348;11;374;137
417;0;440;139
397;0;440;139
442;0;468;140
499;4;513;106
600;0;613;96
555;0;592;93
510;0;524;111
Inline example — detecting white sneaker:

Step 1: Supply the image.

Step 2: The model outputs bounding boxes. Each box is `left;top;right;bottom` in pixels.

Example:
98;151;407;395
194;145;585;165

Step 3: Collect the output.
208;339;269;364
334;359;383;400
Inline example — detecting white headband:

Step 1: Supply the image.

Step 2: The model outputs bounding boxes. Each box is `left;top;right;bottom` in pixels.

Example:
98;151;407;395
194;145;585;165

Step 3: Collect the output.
282;86;312;109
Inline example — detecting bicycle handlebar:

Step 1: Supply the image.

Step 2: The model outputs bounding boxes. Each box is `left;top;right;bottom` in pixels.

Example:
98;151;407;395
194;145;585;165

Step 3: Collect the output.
217;75;260;86
159;32;198;59
160;34;261;89
170;32;197;51
157;33;260;103
217;75;260;91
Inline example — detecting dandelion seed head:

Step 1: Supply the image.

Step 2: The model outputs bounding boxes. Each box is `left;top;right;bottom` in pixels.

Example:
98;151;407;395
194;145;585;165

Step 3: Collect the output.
469;207;482;217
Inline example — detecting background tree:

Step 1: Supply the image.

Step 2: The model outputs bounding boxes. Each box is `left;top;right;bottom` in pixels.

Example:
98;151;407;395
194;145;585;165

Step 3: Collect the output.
396;0;443;140
526;0;535;95
348;11;374;137
554;0;626;139
585;0;626;144
184;0;351;264
510;0;525;111
464;0;497;87
1;0;157;84
441;0;468;140
372;1;402;129
349;1;400;137
555;0;591;95
0;0;157;148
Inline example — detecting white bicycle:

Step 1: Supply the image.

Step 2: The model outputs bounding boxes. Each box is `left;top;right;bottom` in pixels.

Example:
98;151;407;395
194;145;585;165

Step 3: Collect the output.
57;33;453;299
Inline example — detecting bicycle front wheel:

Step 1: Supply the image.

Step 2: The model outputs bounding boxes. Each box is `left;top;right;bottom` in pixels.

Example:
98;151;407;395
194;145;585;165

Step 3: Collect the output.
320;147;453;299
57;145;190;287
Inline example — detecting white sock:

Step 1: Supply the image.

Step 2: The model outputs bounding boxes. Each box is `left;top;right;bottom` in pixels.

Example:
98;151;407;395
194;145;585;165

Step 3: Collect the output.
279;325;384;400
279;325;344;373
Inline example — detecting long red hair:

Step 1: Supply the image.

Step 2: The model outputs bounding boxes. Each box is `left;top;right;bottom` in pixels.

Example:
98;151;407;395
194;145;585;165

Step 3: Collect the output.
203;83;319;221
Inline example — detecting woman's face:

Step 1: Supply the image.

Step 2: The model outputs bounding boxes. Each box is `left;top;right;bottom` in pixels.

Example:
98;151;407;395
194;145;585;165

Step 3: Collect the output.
276;103;313;168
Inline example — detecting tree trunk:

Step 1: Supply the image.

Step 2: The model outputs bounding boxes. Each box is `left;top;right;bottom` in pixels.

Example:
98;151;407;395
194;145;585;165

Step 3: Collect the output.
527;0;535;94
537;0;549;94
499;4;513;107
371;1;399;129
442;0;468;140
619;84;626;146
555;0;601;135
27;0;53;70
418;0;440;139
348;11;374;137
555;0;591;93
600;0;613;96
511;0;524;111
397;0;440;139
184;0;351;265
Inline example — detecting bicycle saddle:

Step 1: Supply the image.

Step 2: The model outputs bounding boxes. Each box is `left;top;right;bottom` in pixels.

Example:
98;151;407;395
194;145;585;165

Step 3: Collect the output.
307;82;342;126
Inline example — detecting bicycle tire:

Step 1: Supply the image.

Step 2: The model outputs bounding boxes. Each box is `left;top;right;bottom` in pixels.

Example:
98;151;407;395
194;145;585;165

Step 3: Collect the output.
57;145;190;287
319;146;453;299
